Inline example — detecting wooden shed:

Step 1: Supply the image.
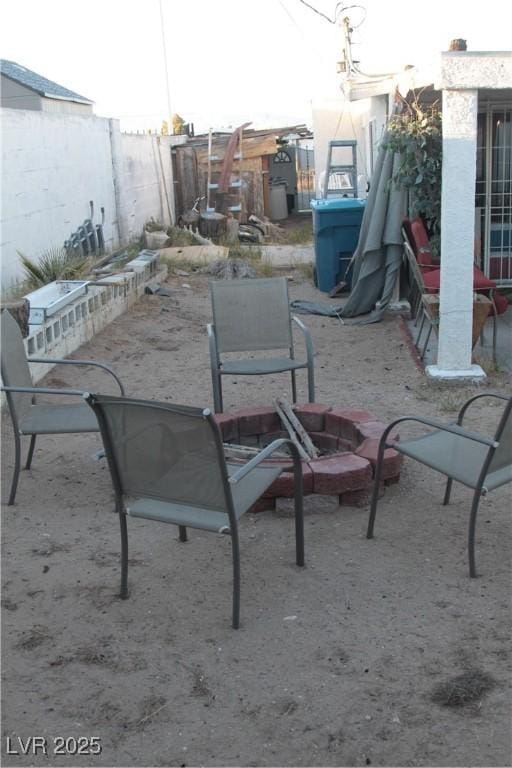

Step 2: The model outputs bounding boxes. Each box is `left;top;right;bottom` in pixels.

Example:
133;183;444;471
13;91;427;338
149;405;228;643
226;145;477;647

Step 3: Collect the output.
173;124;313;223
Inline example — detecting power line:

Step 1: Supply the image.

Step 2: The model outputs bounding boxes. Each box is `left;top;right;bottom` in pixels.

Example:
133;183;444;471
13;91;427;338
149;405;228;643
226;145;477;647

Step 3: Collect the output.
158;0;172;128
298;0;365;24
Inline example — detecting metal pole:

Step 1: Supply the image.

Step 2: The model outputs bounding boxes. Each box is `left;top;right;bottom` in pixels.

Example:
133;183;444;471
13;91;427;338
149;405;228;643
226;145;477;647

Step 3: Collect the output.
158;0;172;132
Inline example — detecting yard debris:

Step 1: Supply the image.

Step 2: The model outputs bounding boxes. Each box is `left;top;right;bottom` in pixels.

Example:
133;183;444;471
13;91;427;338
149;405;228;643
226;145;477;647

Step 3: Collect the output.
249;214;287;242
328;280;348;297
144;230;171;250
143;219;173;249
274;397;318;461
223;442;288;460
203;259;257;280
225;213;240;245
144;284;173;296
160;245;229;266
186;227;213;246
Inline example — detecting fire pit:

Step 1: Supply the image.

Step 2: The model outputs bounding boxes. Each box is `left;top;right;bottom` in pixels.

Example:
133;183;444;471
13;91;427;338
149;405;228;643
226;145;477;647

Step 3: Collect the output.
215;404;402;511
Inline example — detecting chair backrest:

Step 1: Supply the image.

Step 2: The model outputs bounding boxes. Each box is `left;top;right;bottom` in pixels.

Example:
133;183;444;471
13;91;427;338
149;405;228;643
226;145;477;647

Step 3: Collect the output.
0;310;34;423
87;393;233;515
488;397;512;475
402;218;416;253
403;217;433;266
402;230;426;293
209;277;293;354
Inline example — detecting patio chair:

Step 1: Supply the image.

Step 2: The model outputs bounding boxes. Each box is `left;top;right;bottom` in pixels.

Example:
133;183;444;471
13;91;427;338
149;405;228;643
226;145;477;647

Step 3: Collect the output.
207;277;315;413
401;224;505;361
85;392;305;629
366;393;512;577
1;309;125;505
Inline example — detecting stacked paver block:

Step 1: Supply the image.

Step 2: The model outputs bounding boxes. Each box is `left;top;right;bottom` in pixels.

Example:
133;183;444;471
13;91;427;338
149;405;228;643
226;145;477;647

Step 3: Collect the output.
214;404;401;512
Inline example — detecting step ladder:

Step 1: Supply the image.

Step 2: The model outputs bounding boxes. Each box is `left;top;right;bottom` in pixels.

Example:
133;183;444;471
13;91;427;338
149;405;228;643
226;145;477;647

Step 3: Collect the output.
323;139;358;198
206;127;244;216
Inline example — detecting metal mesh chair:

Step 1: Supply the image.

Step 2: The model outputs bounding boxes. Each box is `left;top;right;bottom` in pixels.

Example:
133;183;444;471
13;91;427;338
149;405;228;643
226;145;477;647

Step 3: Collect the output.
85;392;305;629
366;393;512;577
1;310;124;505
207;277;315;412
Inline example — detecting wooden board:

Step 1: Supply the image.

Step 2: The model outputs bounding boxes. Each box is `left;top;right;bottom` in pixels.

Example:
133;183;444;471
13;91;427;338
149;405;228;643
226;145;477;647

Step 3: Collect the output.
159;245;229;264
422;293;492;348
194;134;281;164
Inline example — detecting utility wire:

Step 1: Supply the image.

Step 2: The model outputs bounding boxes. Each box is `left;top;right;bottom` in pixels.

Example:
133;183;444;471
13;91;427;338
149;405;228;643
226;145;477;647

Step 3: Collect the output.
158;0;172;128
298;0;365;24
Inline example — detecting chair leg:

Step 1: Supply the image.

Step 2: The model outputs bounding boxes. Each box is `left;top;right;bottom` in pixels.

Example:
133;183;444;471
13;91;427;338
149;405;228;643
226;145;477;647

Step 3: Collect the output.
291;370;297;403
468;489;483;578
215;373;224;414
415;312;426;349
119;513;129;599
421;324;433;361
492;312;497;364
443;478;453;506
294;489;305;568
178;525;188;542
8;431;22;506
307;362;315;403
231;529;241;629
211;366;223;413
25;435;37;470
366;439;386;539
413;292;422;326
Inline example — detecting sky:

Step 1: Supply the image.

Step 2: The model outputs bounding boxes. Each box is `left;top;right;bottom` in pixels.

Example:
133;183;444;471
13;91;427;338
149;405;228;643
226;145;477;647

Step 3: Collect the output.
0;0;510;134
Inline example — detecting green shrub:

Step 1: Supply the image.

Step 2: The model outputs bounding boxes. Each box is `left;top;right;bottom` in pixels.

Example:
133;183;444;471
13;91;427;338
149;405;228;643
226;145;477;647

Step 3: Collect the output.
19;247;90;289
385;96;442;256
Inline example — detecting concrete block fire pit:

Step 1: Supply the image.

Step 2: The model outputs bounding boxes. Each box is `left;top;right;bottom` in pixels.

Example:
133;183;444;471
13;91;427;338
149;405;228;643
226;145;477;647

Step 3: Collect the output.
215;404;402;511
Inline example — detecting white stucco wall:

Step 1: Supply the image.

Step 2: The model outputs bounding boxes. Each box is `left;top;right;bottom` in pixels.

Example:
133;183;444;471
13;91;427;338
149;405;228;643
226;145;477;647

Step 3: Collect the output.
1;109;117;289
0;109;178;289
311;95;388;198
115;131;176;244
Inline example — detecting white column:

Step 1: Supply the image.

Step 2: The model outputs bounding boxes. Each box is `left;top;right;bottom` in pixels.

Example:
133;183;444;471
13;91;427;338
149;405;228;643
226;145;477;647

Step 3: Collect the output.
426;88;486;382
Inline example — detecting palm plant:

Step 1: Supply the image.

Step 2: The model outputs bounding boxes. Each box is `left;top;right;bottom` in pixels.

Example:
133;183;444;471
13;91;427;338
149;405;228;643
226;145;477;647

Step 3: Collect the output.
18;246;90;289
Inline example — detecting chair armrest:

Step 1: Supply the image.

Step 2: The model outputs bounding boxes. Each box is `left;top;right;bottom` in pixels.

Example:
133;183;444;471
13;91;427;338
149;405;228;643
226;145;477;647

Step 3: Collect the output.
207;323;219;367
2;385;88;397
457;392;509;426
291;316;314;362
382;416;498;449
28;357;125;395
228;438;302;484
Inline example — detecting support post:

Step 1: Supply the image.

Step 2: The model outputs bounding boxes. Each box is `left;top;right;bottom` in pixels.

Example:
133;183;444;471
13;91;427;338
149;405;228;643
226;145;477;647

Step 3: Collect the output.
426;88;485;383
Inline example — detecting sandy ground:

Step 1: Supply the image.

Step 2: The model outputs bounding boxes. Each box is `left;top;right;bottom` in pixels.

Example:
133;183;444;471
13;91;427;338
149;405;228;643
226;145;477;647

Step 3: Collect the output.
1;270;511;768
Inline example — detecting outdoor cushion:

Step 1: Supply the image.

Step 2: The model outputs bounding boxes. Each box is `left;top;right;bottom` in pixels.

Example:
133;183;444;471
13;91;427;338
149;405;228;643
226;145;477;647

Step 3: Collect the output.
421;265;496;292
493;292;509;315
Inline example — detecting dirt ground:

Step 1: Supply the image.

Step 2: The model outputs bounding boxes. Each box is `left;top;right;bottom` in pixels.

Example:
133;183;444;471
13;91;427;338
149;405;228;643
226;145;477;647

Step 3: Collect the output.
1;269;511;768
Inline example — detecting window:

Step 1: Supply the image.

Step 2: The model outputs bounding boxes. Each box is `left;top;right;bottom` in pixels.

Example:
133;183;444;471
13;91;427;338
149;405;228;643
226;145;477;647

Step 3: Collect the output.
274;149;291;163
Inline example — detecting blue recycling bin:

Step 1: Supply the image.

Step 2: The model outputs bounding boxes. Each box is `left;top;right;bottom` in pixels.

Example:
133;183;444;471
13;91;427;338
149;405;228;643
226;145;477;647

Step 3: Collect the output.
310;198;366;292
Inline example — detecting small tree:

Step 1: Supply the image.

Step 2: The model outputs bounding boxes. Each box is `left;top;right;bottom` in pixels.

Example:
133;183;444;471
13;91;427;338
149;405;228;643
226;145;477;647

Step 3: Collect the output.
384;94;442;257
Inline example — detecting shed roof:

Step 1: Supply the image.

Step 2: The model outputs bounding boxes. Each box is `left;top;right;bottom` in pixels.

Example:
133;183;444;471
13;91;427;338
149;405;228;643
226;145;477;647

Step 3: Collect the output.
0;59;93;105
